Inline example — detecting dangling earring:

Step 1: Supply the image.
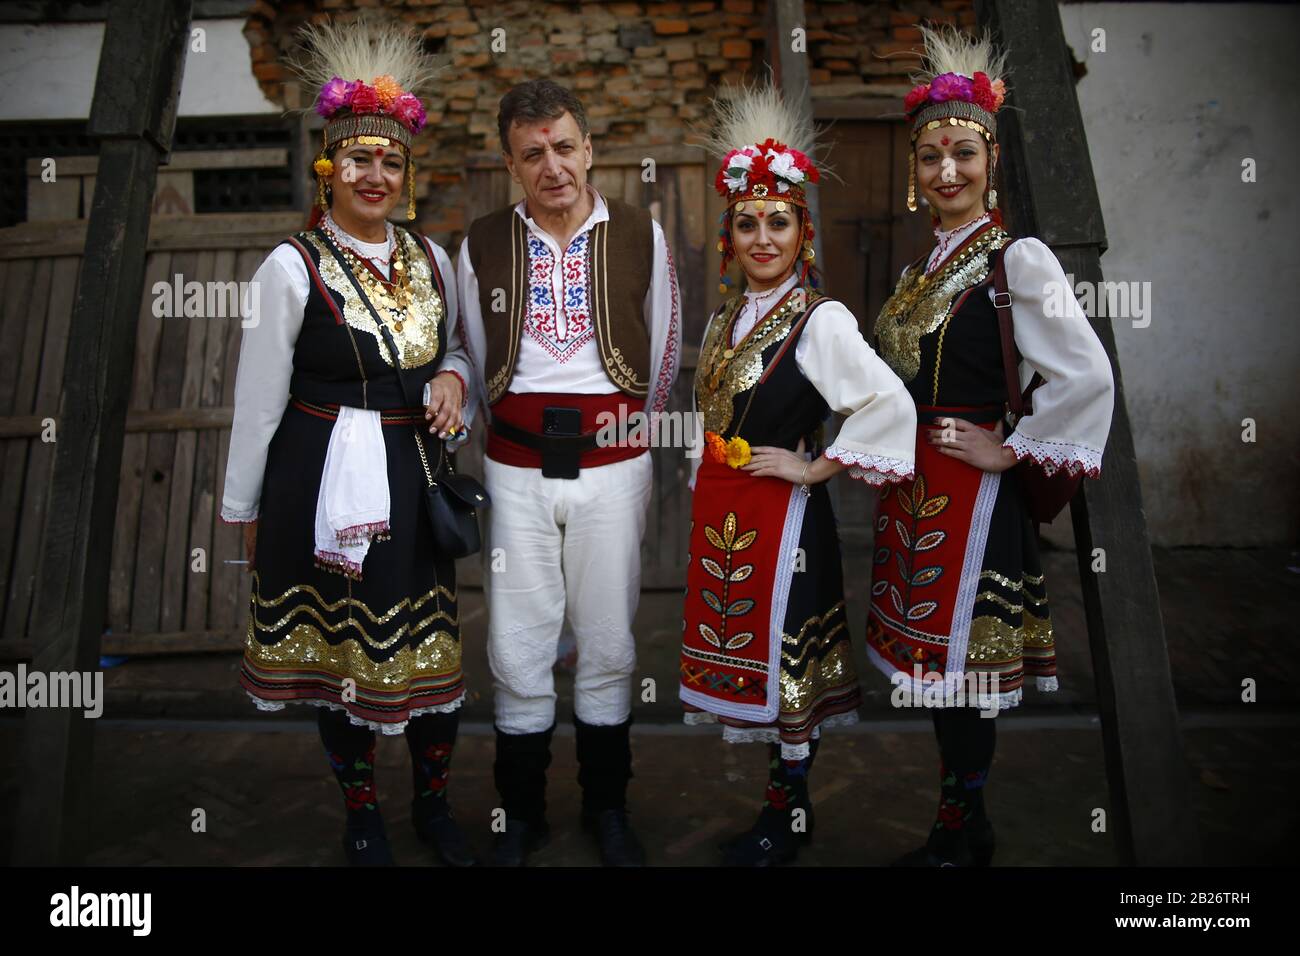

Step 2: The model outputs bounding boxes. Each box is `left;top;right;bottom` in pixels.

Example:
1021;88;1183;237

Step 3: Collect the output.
406;156;417;221
984;150;998;210
906;151;918;213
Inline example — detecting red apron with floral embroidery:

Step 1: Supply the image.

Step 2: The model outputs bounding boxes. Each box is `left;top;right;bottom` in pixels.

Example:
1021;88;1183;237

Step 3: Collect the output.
866;410;1003;687
680;456;807;723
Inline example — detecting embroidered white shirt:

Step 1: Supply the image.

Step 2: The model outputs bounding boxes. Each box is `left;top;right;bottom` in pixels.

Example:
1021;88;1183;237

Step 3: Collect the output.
456;184;681;413
219;223;470;523
916;225;1115;477
690;274;916;488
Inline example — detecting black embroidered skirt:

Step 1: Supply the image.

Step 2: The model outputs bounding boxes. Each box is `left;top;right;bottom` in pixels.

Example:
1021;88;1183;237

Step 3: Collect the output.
239;399;464;733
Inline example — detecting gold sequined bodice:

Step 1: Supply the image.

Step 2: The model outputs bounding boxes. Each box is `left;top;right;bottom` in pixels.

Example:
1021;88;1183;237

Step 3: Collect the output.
303;229;444;369
696;287;821;436
875;225;1010;383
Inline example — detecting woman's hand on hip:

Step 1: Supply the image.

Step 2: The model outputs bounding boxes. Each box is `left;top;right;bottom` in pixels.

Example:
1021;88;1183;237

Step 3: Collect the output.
425;372;464;439
742;445;811;483
928;417;1017;473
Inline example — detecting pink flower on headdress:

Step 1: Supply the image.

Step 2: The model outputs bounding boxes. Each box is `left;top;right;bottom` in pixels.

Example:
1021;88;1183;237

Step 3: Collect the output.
904;83;931;113
928;72;973;104
349;84;382;115
393;92;426;132
990;78;1007;110
316;76;355;118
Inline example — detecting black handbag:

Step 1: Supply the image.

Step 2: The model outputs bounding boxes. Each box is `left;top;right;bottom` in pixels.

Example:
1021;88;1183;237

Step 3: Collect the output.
410;424;489;560
319;228;490;558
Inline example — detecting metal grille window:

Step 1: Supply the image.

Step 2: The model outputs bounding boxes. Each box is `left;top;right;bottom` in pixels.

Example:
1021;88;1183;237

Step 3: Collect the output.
2;116;298;226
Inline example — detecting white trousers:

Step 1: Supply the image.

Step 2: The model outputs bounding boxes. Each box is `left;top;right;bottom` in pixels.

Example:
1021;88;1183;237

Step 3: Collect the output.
483;452;653;734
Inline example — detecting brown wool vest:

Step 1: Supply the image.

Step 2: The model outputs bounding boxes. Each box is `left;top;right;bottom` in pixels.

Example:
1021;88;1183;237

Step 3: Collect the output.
467;194;653;404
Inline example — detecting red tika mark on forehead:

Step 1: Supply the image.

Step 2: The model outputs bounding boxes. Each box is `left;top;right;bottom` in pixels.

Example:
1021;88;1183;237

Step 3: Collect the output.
374;148;385;156
757;210;764;217
541;127;550;134
940;135;951;146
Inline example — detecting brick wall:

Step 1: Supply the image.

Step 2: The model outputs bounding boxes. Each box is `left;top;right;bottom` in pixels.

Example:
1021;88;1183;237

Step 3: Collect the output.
243;0;974;242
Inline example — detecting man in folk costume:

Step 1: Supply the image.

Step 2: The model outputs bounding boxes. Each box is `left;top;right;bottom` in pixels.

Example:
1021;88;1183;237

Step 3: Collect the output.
681;86;916;865
866;26;1115;865
222;17;479;865
457;79;681;866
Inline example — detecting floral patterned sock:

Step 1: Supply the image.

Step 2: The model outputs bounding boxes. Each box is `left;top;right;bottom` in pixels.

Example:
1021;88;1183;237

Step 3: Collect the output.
758;737;820;836
317;706;381;831
404;711;459;814
928;707;996;858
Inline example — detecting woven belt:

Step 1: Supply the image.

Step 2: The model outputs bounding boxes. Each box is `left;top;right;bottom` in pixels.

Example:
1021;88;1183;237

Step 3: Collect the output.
291;397;426;426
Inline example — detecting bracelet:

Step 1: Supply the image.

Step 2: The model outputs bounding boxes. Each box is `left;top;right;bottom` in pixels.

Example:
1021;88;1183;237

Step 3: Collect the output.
799;460;812;497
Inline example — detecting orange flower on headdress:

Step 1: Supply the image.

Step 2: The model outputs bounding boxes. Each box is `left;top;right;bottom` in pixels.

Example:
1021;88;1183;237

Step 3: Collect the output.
372;74;402;109
313;157;334;177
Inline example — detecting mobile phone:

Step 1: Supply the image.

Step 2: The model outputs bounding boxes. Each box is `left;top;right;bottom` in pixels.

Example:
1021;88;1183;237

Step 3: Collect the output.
542;406;582;437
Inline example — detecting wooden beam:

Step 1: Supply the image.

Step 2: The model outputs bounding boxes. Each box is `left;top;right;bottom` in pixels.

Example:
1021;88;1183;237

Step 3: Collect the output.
25;148;289;177
1;629;245;661
0;407;235;439
976;0;1200;865
11;0;193;867
0;212;303;259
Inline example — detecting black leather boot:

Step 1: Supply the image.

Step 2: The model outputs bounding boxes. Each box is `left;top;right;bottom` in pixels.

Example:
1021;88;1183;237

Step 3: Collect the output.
892;817;995;867
575;715;644;866
490;725;554;867
343;820;394;866
412;800;478;867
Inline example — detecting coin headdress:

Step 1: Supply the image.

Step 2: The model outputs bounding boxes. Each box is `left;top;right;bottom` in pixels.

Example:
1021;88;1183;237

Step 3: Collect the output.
700;84;824;292
903;24;1009;216
291;16;443;220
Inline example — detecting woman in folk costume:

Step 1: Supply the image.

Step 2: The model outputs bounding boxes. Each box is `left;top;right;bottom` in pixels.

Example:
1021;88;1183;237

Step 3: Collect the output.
865;25;1115;865
220;17;478;867
679;86;917;866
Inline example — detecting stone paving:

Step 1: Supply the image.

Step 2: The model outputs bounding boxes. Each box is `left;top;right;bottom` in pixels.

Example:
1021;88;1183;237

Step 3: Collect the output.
1;547;1297;865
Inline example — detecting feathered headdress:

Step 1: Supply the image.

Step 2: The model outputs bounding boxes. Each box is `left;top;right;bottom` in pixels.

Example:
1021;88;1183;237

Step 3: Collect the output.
290;15;444;219
902;25;1009;214
699;84;825;291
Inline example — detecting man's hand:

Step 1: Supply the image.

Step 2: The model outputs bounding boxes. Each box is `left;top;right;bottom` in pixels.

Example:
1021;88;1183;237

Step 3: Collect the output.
425;372;465;439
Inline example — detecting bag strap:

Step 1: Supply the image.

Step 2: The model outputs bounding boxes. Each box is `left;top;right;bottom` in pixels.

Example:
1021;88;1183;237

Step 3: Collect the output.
315;227;447;481
992;239;1028;418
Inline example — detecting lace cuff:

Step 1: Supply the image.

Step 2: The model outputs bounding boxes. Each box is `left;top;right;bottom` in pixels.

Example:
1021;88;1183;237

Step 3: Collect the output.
823;445;914;486
1003;430;1102;479
220;503;258;524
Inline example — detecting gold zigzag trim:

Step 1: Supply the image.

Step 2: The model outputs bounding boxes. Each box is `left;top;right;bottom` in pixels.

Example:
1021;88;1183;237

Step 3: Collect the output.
780;602;848;668
252;572;455;621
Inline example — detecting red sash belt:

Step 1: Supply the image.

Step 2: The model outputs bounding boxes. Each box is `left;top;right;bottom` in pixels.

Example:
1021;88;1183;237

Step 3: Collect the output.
486;391;648;469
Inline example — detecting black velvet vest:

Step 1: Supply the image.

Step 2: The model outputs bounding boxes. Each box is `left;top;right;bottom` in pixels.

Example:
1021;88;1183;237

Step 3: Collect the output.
280;226;448;411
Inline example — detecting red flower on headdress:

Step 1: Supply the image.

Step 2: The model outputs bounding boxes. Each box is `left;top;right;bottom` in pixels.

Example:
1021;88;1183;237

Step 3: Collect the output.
904;82;931;114
971;71;997;112
349;84;382;115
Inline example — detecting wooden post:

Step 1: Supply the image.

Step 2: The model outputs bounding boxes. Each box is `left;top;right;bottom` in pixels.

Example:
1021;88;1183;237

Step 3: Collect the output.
975;0;1201;865
11;0;192;865
768;0;823;268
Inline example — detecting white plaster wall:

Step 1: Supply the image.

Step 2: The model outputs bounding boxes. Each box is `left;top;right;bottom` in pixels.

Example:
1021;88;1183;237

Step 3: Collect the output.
0;18;278;120
1059;3;1300;546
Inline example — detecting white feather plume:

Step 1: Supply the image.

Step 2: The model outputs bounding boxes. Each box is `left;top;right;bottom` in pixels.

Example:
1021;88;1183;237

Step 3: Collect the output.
289;14;444;96
911;23;1007;84
697;82;819;161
